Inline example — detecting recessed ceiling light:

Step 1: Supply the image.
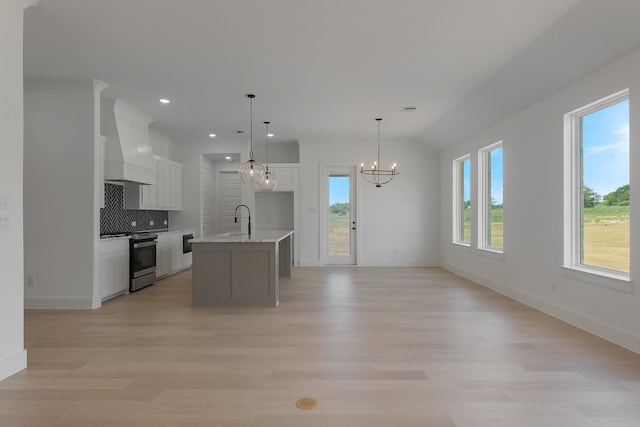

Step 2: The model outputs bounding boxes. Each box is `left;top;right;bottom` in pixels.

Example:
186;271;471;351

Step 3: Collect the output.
208;133;216;138
267;133;274;137
225;156;232;161
159;98;170;104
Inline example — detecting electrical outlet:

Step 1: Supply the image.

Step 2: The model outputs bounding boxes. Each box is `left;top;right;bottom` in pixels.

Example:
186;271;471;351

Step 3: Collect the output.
0;194;8;208
150;220;154;226
0;215;9;229
27;275;35;287
131;221;136;226
164;220;167;225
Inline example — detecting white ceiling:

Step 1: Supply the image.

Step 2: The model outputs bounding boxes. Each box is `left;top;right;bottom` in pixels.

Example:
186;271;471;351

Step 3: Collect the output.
22;0;640;149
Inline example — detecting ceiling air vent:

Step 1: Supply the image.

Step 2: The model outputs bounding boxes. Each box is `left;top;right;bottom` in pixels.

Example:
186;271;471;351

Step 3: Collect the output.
401;106;418;112
235;130;245;134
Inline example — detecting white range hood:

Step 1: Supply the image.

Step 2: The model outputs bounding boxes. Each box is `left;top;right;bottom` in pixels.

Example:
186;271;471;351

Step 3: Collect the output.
101;99;157;185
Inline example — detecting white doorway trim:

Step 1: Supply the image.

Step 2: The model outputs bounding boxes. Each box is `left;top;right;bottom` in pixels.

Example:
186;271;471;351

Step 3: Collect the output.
320;162;360;265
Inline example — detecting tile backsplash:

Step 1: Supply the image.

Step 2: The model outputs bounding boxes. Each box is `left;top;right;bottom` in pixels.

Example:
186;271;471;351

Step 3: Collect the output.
100;183;168;234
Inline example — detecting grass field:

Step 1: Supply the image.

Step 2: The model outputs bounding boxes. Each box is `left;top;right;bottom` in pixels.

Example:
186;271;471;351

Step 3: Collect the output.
328;212;350;255
463;205;628;272
582;205;629;272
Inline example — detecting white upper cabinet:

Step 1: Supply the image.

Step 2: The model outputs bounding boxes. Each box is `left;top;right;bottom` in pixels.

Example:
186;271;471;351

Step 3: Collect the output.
124;155;182;211
256;164;299;192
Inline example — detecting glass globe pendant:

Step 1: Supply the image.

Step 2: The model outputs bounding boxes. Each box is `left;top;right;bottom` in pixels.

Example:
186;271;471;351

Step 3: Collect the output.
238;94;266;184
256;121;278;191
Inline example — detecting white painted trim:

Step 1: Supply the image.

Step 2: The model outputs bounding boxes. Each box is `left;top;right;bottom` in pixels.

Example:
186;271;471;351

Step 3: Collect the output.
358;259;439;267
477;140;503;252
442;262;640;355
25;297;97;309
452;154;471;245
0;350;27;382
12;0;39;9
299;260;323;267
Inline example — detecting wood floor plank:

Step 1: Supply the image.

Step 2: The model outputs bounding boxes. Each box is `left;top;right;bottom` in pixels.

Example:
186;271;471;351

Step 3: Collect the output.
1;266;639;426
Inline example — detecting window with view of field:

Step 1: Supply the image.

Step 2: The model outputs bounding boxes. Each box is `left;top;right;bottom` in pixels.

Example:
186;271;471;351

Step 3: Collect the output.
453;155;471;245
479;142;503;251
565;90;629;274
328;175;350;256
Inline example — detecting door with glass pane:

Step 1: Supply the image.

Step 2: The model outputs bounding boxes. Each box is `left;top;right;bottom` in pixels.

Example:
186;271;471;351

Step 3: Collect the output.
325;166;356;264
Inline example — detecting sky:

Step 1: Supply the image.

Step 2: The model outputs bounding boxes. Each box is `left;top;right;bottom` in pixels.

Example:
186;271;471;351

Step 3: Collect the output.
461;150;503;206
582;99;629;196
329;176;350;205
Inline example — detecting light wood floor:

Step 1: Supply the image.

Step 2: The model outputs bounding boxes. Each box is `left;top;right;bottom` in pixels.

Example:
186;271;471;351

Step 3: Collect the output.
2;267;640;426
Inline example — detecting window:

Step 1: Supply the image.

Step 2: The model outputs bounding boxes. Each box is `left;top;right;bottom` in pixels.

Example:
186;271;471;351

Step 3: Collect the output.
479;142;503;252
453;155;471;245
564;90;629;277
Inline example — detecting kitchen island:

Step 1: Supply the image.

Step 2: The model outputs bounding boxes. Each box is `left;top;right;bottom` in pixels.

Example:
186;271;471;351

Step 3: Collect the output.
190;229;293;307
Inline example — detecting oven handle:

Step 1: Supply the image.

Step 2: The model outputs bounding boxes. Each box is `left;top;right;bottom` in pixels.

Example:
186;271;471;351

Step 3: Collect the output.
133;240;157;249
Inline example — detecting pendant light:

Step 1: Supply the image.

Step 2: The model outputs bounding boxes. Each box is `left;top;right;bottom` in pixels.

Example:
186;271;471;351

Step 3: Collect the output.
238;94;266;184
256;121;278;191
360;118;399;187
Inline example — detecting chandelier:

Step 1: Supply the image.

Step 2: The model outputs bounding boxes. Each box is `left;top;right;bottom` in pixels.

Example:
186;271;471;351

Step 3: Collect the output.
256;121;278;191
238;94;266;184
360;118;398;187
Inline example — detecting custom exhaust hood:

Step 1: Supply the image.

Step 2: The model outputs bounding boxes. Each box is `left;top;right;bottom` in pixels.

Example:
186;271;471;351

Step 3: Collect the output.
101;99;157;185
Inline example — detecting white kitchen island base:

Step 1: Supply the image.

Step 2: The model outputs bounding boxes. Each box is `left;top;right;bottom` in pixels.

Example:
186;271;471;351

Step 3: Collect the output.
190;230;293;307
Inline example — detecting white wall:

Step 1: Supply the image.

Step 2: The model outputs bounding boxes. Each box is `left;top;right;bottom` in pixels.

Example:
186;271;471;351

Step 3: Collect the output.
173;136;439;267
256;192;294;230
439;47;640;353
24;82;99;309
170;140;242;237
298;137;440;266
0;0;31;382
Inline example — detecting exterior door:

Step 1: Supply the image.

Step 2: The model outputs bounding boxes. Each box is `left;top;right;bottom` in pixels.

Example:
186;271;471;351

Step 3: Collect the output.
324;166;357;265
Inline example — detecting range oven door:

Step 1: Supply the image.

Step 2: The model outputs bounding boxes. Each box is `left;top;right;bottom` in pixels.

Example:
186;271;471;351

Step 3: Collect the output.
130;239;157;291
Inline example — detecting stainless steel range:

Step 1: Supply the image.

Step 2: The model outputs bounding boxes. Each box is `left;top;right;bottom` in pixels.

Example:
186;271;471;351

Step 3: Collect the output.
129;233;158;292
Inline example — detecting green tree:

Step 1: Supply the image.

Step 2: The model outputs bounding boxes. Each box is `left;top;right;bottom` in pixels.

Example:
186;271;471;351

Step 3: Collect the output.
329;202;349;216
603;184;630;206
583;186;601;208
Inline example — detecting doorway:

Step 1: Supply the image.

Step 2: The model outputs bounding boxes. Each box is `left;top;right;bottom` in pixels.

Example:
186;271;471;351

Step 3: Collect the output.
323;166;357;265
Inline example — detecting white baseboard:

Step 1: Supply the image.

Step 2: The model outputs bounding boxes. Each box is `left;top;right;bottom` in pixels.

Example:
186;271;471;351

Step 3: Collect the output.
357;258;440;267
299;260;323;266
0;349;27;382
298;259;440;267
25;297;96;309
442;262;640;355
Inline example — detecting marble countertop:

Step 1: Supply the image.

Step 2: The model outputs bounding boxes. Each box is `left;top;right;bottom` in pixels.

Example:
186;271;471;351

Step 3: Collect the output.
190;229;293;244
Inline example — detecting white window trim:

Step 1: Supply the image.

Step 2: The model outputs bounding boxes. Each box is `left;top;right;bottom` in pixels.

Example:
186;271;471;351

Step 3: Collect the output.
452;154;471;246
563;88;630;289
478;141;503;254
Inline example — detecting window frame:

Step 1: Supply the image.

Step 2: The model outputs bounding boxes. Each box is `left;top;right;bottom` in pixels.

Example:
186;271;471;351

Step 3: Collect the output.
478;141;504;254
563;88;631;288
452;154;471;246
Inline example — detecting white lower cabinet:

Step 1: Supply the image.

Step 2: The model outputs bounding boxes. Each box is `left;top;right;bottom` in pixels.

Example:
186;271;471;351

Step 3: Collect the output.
156;233;173;277
99;237;129;301
156;230;193;278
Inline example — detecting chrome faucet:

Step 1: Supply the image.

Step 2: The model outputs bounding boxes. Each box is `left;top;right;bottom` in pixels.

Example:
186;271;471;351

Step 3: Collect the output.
234;204;251;236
